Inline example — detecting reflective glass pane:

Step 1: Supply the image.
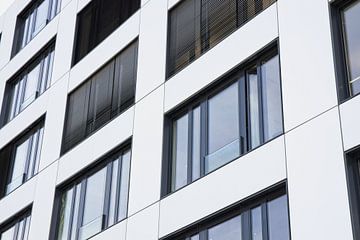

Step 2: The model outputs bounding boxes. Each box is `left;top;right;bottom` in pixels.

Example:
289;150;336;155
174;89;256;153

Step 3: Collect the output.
192;107;201;181
267;195;290;240
82;168;106;225
23;216;31;240
191;234;199;240
118;151;131;221
171;114;189;191
33;0;49;36
343;1;360;95
70;184;81;240
16;218;26;240
9;81;21;120
33;127;44;176
108;159;119;226
206;82;239;173
251;206;263;240
1;225;15;240
208;215;242;240
57;188;74;240
248;66;261;149
21;63;41;110
261;56;282;142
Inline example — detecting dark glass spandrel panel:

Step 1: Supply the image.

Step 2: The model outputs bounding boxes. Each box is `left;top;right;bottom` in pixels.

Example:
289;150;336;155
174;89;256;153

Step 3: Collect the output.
267;195;290;240
167;0;201;77
57;188;74;240
87;61;114;133
261;55;282;142
248;66;261;149
208;215;242;240
1;225;15;240
251;206;263;240
63;81;90;152
343;0;360;95
171;114;189;191
206;82;239;173
203;0;237;49
192;106;201;181
118;150;131;221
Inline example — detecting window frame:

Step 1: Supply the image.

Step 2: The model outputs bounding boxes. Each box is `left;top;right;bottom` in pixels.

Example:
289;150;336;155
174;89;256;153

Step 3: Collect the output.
51;139;132;240
161;42;283;197
0;207;32;240
160;182;289;240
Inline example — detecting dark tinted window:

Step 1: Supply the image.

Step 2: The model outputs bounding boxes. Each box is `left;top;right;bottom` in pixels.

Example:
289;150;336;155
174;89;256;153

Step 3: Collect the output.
72;0;140;65
62;41;138;154
167;0;276;78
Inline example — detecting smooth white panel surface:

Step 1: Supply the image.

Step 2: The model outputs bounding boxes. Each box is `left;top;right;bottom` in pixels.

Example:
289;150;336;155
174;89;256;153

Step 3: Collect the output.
69;12;140;92
28;162;58;240
128;86;164;215
340;95;360;151
135;0;167;101
127;203;160;240
164;4;278;112
0;1;17;69
159;136;286;237
39;74;69;170
57;107;134;184
91;219;127;240
278;0;338;132
285;108;352;240
52;0;77;84
0;176;36;224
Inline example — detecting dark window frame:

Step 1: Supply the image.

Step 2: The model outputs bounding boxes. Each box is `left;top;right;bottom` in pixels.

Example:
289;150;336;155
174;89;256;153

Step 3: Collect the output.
51;139;132;240
61;40;138;155
160;182;289;240
166;0;277;79
0;116;45;199
330;0;360;102
0;207;32;240
161;42;283;197
0;39;56;128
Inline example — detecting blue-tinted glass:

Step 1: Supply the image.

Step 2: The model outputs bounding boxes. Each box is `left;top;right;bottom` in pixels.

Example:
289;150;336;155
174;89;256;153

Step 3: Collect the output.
208;215;242;240
251;206;263;240
267;195;290;240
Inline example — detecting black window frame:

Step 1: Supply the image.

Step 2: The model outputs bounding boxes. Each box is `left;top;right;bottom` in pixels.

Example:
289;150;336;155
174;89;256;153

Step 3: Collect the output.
0;207;32;240
166;0;277;79
61;40;138;155
50;139;132;240
0;116;45;199
71;0;140;66
160;182;290;240
0;39;56;128
162;42;284;197
331;0;360;102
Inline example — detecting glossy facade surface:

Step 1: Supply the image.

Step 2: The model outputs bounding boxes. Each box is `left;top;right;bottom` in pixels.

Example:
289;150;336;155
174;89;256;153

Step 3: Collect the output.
0;0;357;240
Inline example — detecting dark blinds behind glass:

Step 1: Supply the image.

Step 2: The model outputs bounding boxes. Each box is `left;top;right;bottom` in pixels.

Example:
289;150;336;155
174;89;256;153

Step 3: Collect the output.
73;0;140;65
62;41;138;154
167;0;276;78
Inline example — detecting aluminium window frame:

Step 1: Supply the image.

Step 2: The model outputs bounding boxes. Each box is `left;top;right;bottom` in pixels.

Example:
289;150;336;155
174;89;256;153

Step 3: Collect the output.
51;139;132;240
161;41;283;197
160;181;289;240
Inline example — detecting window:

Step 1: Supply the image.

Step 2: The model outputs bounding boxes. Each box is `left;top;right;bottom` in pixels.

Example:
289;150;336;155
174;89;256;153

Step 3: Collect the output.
166;0;276;78
12;0;61;56
162;187;290;240
0;210;31;240
54;146;131;240
72;0;140;65
345;148;360;239
1;42;55;126
0;120;44;197
163;48;283;194
62;41;138;154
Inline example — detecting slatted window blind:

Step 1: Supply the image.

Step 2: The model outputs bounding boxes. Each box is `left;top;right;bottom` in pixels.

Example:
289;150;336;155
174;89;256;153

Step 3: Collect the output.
167;0;276;78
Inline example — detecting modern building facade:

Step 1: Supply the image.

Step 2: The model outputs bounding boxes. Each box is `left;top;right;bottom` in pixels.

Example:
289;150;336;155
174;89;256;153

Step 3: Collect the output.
0;0;358;239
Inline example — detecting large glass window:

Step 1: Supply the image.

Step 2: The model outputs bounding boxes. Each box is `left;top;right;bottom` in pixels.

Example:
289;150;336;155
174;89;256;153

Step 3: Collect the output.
0;120;44;197
1;43;55;126
163;190;290;240
55;147;132;240
72;0;140;65
0;212;31;240
164;50;283;194
12;0;61;56
167;0;276;78
62;41;138;154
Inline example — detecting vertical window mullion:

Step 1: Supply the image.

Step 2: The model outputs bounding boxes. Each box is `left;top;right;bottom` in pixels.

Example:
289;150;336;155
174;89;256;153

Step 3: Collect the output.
238;73;248;154
66;186;77;240
256;62;265;145
261;203;269;240
76;180;87;240
114;154;123;222
103;164;112;229
199;229;208;240
242;210;251;240
187;109;193;184
23;134;34;181
200;101;207;178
